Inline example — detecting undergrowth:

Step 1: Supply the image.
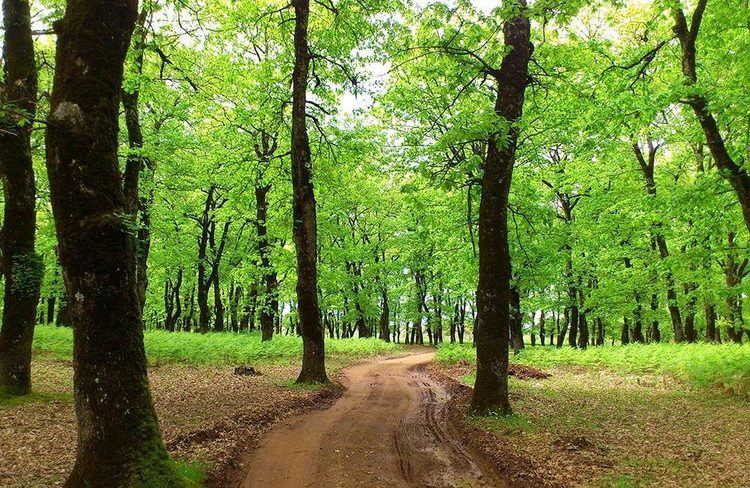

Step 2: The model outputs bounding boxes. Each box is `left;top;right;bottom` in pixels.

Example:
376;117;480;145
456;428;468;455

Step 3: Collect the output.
437;342;750;397
32;325;399;365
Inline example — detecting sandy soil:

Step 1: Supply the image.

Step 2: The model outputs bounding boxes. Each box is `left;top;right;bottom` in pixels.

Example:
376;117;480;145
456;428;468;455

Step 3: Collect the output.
240;353;505;488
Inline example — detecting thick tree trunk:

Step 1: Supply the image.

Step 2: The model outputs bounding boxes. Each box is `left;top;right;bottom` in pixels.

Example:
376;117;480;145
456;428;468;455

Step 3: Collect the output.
621;317;630;345
45;1;180;485
0;0;43;396
291;0;327;383
471;0;531;416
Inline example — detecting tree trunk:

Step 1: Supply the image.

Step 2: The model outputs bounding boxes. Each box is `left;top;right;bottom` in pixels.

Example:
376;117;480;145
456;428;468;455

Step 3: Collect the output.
621;317;630;345
471;0;531;416
673;2;750;235
633;143;684;341
649;293;661;343
510;287;524;353
724;232;745;343
379;289;390;341
0;0;43;396
256;184;278;341
705;302;718;342
291;0;327;383
46;296;56;324
45;1;180;484
197;188;213;333
539;311;546;346
122;8;151;314
213;272;224;332
557;307;569;347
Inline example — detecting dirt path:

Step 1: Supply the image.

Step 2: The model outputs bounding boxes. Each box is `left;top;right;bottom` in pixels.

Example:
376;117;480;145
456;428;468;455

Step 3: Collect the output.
240;352;505;488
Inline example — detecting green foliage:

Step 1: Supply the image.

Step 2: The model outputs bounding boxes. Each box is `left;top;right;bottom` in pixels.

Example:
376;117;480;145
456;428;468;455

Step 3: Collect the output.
436;343;750;397
32;325;399;365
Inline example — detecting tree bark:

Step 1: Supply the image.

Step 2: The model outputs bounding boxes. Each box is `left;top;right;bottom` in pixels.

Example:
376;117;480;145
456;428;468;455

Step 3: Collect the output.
0;0;42;396
291;0;327;383
122;8;152;313
45;1;180;484
471;0;531;416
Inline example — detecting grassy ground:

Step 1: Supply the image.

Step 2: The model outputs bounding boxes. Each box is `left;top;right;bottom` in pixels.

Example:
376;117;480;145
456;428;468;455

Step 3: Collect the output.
32;325;400;365
434;342;750;487
1;326;403;487
437;342;750;398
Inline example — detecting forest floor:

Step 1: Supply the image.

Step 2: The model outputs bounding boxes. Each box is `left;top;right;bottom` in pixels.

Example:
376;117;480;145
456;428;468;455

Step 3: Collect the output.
237;352;505;488
0;353;399;487
3;341;748;487
432;359;750;488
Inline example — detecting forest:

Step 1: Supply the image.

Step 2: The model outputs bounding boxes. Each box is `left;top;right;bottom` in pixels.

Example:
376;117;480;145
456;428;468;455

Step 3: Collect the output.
0;0;749;486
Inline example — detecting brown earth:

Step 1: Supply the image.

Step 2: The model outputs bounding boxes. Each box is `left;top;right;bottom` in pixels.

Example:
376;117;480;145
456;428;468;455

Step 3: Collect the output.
0;359;347;487
239;352;506;488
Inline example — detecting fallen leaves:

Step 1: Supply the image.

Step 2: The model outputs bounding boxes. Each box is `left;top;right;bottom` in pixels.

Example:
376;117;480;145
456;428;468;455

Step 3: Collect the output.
0;359;341;487
432;362;750;488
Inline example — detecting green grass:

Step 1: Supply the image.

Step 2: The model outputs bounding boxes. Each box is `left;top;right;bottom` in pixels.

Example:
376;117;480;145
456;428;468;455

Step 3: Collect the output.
469;412;535;435
436;342;750;397
174;460;207;487
32;325;400;365
0;390;71;409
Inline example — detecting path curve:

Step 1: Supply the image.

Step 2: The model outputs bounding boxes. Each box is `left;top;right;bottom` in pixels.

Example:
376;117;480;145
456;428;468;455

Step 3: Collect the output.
240;352;506;487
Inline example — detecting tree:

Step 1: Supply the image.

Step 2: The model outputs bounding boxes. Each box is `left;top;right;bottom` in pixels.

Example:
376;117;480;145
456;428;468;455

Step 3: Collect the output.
291;0;328;383
44;1;183;484
672;0;750;236
471;0;532;415
0;0;43;396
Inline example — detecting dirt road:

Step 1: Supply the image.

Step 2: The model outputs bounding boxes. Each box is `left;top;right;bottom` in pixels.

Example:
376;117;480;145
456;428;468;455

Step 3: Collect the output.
240;352;505;488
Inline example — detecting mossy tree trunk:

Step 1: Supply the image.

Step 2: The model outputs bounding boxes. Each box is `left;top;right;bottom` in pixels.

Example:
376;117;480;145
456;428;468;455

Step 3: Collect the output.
470;0;531;416
45;1;182;485
0;0;43;396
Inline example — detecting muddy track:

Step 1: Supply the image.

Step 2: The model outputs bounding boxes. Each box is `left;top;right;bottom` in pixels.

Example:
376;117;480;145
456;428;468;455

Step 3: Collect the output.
239;353;506;487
